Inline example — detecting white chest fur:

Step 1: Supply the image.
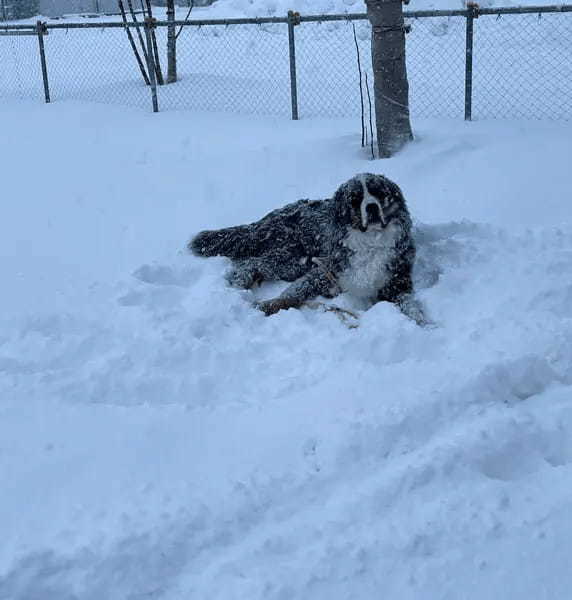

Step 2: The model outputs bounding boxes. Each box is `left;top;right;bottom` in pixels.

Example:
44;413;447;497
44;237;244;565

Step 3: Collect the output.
337;222;402;300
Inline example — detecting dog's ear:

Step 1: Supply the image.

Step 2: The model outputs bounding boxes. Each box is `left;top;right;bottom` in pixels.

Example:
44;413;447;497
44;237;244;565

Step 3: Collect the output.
385;178;406;204
333;182;352;225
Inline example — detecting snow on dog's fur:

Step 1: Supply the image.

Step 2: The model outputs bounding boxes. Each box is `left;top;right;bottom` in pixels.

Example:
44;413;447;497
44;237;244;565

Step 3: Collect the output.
189;173;418;317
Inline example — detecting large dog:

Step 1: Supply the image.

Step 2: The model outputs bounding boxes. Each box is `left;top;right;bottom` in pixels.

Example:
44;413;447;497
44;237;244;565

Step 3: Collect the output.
189;173;418;318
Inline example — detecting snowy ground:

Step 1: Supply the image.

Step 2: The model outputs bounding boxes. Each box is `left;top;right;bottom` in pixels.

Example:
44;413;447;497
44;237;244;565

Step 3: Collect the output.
1;99;572;599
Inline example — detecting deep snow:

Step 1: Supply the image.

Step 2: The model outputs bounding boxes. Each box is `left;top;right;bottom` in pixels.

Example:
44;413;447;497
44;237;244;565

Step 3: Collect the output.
1;99;572;599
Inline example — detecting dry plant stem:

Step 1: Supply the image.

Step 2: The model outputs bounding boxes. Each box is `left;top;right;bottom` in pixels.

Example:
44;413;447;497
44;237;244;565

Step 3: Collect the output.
365;72;375;159
176;0;195;40
306;302;360;329
352;22;366;148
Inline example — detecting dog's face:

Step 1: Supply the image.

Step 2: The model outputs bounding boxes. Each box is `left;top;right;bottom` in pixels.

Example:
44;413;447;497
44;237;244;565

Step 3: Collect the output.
335;173;407;232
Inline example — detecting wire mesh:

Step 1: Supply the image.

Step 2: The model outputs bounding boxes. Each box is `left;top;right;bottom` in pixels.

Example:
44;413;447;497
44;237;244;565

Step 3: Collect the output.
154;22;291;115
1;8;571;120
406;15;466;119
294;16;465;119
42;25;152;109
0;30;44;101
473;12;572;120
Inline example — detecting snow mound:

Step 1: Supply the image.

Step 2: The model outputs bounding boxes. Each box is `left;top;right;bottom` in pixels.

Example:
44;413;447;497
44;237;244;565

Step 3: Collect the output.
2;102;572;599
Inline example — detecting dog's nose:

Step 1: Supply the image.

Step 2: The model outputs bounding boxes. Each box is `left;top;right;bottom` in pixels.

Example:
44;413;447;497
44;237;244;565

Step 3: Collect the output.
365;203;386;227
366;203;380;223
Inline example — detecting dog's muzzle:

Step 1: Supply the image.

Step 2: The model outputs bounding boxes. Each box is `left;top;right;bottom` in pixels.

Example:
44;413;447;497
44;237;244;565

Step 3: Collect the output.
360;200;387;231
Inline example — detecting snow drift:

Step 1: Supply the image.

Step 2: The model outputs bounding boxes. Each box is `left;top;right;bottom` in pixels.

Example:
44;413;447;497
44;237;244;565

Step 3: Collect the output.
1;97;572;599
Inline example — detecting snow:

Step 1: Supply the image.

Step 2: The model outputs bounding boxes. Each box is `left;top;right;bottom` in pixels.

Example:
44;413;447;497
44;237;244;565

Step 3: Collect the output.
1;95;572;598
200;0;559;19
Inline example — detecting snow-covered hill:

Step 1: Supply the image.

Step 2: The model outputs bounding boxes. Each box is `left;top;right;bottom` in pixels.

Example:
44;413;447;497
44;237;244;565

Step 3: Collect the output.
1;97;572;598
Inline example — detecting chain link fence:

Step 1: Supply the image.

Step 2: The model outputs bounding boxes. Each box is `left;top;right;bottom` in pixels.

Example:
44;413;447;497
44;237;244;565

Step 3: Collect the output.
161;22;290;114
0;28;45;100
1;5;571;120
473;11;572;120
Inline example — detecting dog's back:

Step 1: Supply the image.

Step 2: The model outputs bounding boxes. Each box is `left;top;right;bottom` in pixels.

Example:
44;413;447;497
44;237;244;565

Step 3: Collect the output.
189;198;330;260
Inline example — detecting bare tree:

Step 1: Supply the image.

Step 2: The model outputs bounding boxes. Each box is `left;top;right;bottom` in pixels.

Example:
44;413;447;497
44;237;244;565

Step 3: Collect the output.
166;0;177;83
365;0;413;158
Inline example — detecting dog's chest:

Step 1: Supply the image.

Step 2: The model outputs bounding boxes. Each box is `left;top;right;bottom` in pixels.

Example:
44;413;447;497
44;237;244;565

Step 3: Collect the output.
337;224;401;299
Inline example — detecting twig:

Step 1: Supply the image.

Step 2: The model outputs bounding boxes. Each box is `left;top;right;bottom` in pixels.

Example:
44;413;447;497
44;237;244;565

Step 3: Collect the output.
351;22;365;148
306;302;360;329
176;0;194;40
365;71;375;160
118;0;150;85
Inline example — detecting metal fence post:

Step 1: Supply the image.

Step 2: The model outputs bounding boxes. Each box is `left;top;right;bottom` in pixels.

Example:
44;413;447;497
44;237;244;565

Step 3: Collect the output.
144;17;160;113
464;2;477;121
36;21;51;103
287;10;300;120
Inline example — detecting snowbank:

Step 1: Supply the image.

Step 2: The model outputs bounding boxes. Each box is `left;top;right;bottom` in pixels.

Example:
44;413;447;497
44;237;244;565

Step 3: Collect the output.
202;0;558;18
1;100;572;598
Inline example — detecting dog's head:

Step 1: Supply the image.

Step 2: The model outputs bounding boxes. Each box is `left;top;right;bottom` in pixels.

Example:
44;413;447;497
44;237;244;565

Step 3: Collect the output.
333;173;408;232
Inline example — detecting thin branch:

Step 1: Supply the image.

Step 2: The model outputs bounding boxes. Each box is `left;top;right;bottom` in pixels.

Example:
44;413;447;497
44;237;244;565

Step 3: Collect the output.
306;302;360;329
352;22;365;148
144;0;164;85
118;0;150;85
365;71;375;160
176;0;195;40
126;0;150;68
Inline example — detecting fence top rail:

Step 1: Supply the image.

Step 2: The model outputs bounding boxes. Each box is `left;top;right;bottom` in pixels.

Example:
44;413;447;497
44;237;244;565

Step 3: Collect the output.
0;15;289;30
0;4;570;31
297;4;572;20
477;4;572;15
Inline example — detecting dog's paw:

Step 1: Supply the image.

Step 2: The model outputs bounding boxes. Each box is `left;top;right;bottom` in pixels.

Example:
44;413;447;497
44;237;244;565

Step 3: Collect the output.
254;298;290;316
226;268;263;290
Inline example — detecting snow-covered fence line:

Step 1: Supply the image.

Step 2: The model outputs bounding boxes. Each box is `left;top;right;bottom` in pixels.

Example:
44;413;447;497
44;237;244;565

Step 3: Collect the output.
1;4;571;120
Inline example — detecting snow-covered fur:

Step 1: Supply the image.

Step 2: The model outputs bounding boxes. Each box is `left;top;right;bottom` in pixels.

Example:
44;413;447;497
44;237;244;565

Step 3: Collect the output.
189;173;416;316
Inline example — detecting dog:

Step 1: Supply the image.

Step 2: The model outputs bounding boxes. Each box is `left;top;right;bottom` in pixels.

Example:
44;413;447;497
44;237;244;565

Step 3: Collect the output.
189;173;420;319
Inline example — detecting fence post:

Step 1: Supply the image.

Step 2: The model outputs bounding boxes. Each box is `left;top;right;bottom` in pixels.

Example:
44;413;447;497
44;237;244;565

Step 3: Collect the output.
36;21;51;103
464;2;477;121
287;10;300;120
144;17;160;113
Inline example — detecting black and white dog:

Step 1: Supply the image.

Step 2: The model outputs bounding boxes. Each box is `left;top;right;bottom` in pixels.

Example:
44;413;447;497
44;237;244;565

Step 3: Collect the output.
189;173;421;320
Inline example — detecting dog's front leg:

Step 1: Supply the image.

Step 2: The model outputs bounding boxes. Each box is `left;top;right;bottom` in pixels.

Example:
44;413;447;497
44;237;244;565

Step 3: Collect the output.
255;271;333;316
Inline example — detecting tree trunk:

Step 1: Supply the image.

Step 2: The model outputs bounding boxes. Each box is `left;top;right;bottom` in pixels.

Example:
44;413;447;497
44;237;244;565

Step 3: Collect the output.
365;0;413;158
166;0;177;83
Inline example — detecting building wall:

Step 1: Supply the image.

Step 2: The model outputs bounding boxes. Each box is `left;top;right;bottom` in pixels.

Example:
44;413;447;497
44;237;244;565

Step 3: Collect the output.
0;0;214;19
39;0;118;17
37;0;213;17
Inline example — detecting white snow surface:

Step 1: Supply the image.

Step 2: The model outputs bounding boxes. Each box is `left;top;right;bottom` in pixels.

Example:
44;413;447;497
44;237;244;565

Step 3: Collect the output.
23;0;559;21
2;100;572;599
200;0;558;18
